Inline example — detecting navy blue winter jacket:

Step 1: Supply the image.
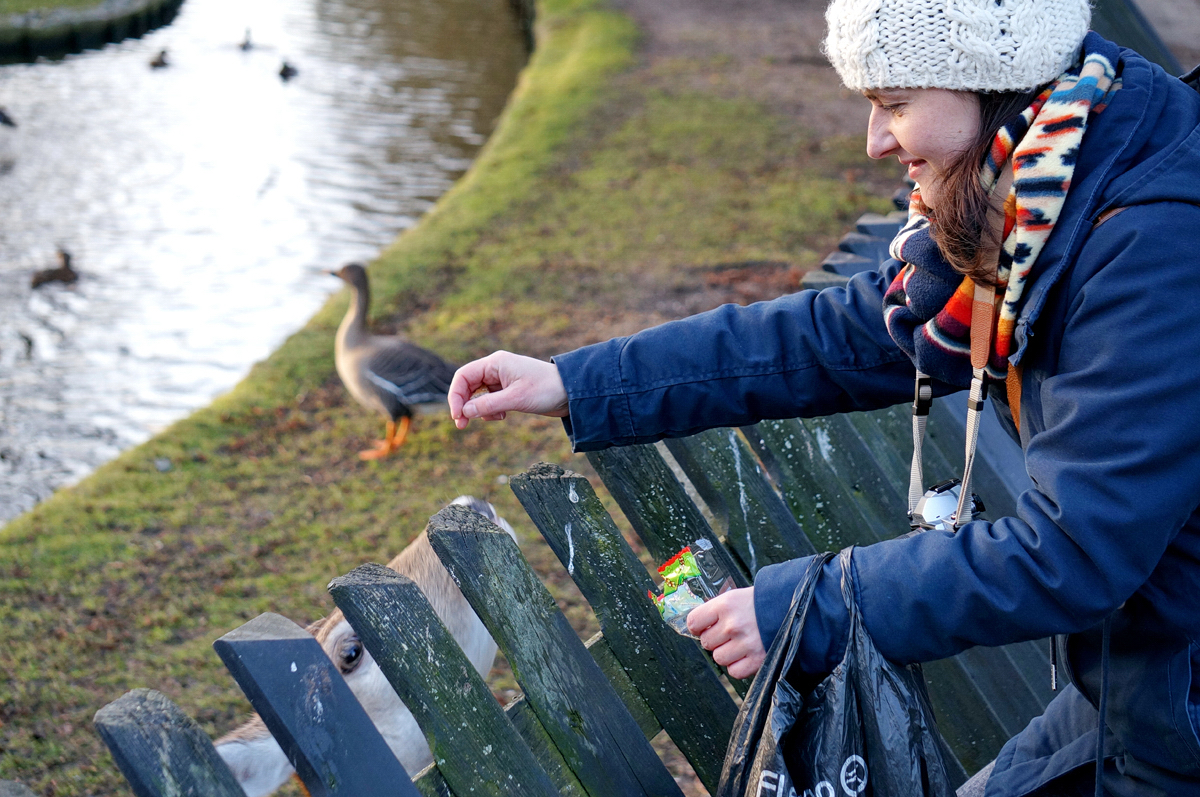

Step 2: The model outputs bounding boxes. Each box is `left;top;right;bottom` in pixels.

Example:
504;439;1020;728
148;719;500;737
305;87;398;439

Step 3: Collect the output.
553;37;1200;797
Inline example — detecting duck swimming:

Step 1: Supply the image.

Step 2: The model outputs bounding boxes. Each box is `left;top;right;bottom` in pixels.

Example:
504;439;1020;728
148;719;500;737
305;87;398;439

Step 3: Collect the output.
31;248;78;289
149;49;169;68
330;263;457;459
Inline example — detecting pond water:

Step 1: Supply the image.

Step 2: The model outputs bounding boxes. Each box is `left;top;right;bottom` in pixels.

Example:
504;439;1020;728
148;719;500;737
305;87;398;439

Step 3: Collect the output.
0;0;528;523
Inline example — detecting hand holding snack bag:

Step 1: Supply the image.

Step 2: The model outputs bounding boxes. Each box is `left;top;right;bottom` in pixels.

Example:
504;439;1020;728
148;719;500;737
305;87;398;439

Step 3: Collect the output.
649;539;735;638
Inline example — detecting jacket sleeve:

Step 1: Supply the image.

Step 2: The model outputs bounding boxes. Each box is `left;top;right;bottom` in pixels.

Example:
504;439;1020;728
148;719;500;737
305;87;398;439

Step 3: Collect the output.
553;260;919;452
774;205;1200;670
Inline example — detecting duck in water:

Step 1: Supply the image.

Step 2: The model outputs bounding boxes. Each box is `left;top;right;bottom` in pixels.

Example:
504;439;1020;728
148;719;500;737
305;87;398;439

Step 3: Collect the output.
279;61;298;81
31;248;78;289
330;263;457;459
149;49;169;68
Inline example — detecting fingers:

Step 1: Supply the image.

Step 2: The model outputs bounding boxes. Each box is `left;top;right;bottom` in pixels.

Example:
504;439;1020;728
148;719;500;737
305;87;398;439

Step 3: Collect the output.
448;351;569;428
725;651;766;681
706;631;766;679
689;587;766;678
448;355;501;424
463;387;509;420
685;600;718;636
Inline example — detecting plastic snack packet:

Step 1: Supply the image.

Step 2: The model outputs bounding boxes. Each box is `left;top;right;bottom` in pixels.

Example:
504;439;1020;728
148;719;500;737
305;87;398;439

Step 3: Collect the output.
649;539;735;638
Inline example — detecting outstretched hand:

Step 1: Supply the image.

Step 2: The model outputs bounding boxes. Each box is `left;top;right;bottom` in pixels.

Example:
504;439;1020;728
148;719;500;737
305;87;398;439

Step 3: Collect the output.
686;586;765;679
448;351;569;429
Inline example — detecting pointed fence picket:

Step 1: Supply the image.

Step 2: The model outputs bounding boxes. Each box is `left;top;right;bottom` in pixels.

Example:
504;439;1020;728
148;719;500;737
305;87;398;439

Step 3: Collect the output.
328;562;562;797
93;689;245;797
213;612;420;797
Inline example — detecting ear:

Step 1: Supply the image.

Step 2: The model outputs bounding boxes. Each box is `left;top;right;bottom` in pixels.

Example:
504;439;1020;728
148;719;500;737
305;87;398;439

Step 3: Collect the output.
214;720;295;797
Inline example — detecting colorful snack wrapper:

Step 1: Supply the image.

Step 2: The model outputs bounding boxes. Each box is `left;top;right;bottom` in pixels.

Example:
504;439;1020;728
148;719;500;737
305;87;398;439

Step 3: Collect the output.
649;538;735;638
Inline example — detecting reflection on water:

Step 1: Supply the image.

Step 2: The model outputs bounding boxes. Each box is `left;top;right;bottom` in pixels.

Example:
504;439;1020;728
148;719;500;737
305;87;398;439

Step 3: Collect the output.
0;0;527;523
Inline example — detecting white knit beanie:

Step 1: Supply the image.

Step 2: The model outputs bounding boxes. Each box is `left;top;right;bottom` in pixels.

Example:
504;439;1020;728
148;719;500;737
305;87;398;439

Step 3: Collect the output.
824;0;1092;92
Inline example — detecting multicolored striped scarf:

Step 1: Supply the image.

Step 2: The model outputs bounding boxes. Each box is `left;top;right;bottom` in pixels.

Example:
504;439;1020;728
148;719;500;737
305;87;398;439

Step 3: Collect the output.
882;38;1121;387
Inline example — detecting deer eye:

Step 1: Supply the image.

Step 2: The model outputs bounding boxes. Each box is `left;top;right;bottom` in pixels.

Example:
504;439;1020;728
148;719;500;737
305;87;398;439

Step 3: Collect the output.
338;637;364;674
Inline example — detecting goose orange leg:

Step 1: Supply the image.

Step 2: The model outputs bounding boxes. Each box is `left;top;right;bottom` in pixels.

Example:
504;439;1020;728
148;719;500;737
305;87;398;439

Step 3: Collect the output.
359;420;396;460
390;415;411;450
358;416;411;460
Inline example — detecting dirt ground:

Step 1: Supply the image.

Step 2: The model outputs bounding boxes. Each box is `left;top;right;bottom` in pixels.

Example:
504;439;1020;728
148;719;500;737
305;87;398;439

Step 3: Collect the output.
611;0;868;138
613;0;1200;136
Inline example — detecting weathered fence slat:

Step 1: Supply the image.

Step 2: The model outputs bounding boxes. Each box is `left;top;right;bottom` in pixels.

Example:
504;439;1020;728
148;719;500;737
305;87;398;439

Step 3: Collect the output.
511;462;740;793
328;563;561;797
586;444;750;587
839;405;941;500
92;689;244;797
415;631;663;797
664;427;815;574
583;632;659;738
954;645;1052;736
213;613;418;797
764;413;909;538
427;505;684;797
417;628;660;796
743;418;894;550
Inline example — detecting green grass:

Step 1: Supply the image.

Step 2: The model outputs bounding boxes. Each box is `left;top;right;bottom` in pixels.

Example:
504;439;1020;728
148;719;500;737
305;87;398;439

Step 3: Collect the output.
0;0;101;15
0;0;894;792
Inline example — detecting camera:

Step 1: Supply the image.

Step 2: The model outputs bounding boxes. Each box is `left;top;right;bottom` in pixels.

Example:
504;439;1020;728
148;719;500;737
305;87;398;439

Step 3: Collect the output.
909;478;985;532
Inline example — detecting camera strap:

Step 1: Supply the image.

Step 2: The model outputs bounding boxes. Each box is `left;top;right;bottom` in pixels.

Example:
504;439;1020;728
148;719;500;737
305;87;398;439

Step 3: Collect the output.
906;280;998;529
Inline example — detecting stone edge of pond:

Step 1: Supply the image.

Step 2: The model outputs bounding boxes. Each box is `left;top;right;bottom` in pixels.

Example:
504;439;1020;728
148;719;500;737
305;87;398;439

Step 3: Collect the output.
0;0;183;63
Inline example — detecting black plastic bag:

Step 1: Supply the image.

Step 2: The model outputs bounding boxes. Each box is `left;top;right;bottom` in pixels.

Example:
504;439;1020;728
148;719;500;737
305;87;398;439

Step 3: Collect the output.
718;547;954;797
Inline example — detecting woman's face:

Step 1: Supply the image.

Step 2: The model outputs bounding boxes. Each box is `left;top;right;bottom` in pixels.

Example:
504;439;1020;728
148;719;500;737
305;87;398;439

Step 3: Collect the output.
864;88;981;210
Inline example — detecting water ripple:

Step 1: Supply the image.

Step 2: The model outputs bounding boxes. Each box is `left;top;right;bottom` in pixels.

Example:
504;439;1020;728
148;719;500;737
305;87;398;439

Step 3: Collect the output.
0;0;527;522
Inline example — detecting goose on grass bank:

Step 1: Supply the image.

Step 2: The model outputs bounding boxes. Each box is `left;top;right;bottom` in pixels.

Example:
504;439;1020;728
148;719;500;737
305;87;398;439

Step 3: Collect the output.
330;263;457;460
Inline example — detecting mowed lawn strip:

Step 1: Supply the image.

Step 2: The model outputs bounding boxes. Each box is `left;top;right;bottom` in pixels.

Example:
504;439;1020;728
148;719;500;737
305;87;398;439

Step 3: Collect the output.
0;0;102;15
0;0;895;793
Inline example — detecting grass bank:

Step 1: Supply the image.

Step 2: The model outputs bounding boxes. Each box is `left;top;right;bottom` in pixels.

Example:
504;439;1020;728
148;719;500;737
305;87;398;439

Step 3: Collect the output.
0;0;97;14
0;0;895;792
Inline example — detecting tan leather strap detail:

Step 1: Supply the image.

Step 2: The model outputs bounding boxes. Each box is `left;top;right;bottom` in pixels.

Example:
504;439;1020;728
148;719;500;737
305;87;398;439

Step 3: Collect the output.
1093;206;1128;229
970;281;997;370
1006;364;1023;434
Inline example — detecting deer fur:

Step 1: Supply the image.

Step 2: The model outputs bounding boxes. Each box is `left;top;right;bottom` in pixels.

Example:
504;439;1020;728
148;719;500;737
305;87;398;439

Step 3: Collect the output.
214;496;515;797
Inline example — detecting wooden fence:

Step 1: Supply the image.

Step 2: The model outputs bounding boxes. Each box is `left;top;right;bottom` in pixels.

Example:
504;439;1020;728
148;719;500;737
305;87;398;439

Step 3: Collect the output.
88;215;1056;796
91;403;1050;794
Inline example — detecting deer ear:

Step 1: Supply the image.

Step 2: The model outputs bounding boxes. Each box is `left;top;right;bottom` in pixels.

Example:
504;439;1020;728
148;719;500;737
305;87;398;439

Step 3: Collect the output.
214;724;295;797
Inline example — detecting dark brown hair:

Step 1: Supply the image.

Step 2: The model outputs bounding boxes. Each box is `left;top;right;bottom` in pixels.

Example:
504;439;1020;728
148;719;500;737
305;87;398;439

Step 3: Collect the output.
929;88;1043;282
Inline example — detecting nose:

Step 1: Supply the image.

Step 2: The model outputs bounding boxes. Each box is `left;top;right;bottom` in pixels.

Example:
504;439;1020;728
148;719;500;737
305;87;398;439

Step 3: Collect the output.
866;106;898;160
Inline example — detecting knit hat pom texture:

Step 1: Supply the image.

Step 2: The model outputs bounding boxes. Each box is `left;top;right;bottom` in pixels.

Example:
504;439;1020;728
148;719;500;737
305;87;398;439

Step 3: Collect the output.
824;0;1092;92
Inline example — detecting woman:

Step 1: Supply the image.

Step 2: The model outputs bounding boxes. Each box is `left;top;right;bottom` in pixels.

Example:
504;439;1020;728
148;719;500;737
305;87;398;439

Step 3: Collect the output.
448;0;1200;792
